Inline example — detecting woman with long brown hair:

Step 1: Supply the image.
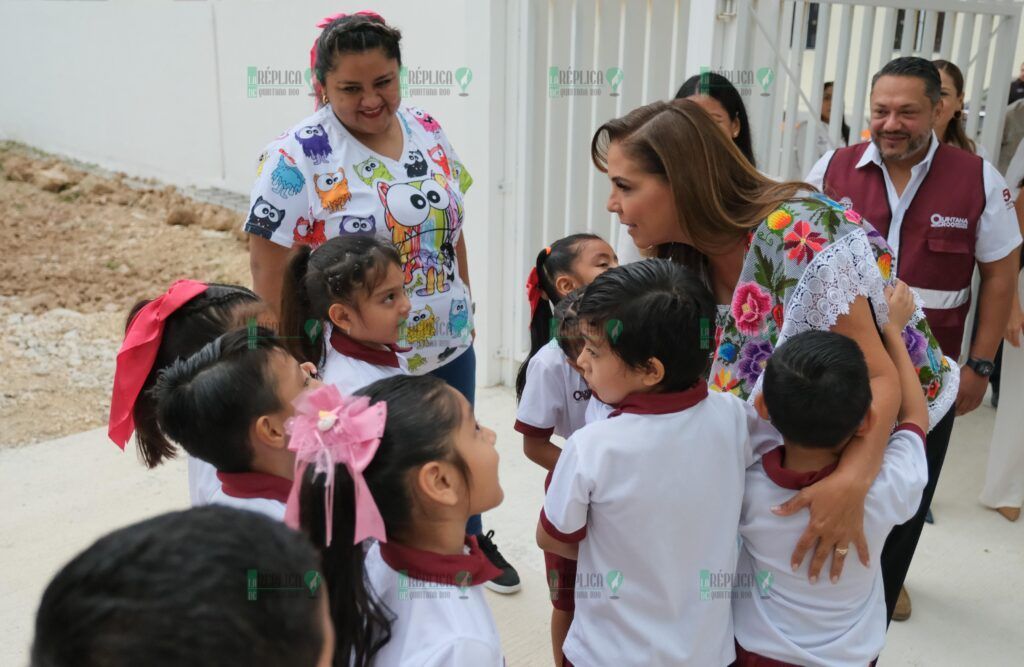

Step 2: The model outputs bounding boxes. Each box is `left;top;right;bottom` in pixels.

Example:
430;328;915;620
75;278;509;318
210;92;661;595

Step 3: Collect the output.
590;99;958;584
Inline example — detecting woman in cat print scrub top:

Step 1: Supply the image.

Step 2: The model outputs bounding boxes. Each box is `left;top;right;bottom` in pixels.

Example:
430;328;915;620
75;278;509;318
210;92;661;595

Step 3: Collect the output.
243;12;521;593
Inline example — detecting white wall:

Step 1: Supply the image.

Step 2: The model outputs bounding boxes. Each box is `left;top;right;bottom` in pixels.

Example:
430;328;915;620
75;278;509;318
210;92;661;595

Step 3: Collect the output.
0;0;507;386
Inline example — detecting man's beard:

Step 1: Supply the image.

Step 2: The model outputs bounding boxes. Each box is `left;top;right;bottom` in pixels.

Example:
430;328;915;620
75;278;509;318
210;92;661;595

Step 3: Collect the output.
873;130;930;161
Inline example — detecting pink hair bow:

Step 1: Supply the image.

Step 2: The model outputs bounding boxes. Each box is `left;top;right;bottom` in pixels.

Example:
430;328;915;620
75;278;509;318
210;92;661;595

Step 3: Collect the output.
284;384;388;546
309;11;386;109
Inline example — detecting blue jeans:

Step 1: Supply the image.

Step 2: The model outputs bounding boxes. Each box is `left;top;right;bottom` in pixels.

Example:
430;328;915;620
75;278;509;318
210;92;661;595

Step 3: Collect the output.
428;346;483;536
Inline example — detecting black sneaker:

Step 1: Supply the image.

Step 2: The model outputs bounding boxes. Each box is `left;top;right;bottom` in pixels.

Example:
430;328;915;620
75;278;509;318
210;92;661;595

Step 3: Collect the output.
477;530;521;594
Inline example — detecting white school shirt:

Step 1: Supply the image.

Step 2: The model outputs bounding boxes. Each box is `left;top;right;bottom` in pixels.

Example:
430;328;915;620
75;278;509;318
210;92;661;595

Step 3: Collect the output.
320;325;409;395
733;424;928;667
514;339;591;440
584;395;613;424
542;384;780;667
208;471;292;521
363;537;505;666
805;134;1022;270
243;104;474;374
187;455;220;506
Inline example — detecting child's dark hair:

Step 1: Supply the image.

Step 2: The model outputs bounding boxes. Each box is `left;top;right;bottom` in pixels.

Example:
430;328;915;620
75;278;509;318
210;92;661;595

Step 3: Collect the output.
675;71;756;167
554;288;585;363
282;234;402;366
515;233;602;399
577;259;715;392
298;375;468;667
151;327;290;473
32;506;325;667
124;283;263;468
762;330;872;448
314;14;403;86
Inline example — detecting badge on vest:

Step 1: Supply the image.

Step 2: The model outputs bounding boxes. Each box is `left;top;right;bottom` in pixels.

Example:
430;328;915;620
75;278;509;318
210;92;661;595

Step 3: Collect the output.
930;213;969;230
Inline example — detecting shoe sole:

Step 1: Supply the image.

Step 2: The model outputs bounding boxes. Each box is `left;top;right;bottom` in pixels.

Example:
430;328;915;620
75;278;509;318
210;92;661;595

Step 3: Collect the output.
484;580;522;594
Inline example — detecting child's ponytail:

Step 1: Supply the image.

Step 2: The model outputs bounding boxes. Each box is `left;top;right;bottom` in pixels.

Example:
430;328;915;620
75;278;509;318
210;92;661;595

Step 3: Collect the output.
281;245;321;366
516;233;601;401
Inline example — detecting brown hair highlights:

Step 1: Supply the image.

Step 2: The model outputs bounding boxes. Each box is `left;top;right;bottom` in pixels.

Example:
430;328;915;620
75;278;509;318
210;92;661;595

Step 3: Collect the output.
591;99;812;267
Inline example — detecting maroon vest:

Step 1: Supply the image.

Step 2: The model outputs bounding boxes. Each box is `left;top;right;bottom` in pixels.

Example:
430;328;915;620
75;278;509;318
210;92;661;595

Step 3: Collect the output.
823;141;985;356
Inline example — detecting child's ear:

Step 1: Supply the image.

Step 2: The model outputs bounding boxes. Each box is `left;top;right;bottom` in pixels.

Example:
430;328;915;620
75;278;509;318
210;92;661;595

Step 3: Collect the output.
854;405;876;437
251;414;288;451
753;393;771;421
641;357;666;387
327;303;354;334
553;274;578;299
415;462;459;507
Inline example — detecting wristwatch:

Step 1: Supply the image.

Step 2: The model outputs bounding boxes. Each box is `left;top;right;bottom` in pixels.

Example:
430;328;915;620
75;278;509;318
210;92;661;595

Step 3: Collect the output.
965;357;996;377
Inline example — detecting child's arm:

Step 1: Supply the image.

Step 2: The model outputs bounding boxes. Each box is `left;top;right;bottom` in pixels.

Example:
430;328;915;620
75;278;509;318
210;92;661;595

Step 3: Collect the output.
523;435;562;471
536;518;579;560
882;281;929;433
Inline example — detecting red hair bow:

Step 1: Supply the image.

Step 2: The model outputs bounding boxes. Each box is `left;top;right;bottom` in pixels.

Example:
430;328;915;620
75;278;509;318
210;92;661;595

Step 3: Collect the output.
310;11;386;110
526;267;546;319
107;280;208;449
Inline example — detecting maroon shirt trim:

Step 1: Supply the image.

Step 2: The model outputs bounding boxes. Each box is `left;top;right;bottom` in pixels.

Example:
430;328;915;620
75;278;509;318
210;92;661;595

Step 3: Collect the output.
540;508;587;544
893;422;926;446
760;448;838;491
378;535;501;586
514;419;555;439
329;327;409;369
608;380;709;417
216;471;292;503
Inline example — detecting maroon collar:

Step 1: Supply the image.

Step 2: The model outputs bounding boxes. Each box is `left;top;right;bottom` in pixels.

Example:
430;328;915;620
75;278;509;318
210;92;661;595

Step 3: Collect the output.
760;447;838;490
329;328;408;368
379;535;502;586
609;380;709;417
216;471;292;503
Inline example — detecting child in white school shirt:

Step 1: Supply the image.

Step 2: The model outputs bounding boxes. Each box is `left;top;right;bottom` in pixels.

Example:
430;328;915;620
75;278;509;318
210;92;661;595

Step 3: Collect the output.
282;234;411;395
537;260;780;667
733;282;928;667
293;375;506;667
153;327;322;521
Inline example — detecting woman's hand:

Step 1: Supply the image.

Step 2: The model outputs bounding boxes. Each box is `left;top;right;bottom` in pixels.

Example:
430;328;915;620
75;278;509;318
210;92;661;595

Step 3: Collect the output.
884;280;915;333
772;469;870;583
1005;293;1024;348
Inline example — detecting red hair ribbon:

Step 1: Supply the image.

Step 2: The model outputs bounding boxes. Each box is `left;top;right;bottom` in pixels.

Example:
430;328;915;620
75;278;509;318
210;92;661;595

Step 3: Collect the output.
526;267;545;320
310;11;386;110
107;280;209;449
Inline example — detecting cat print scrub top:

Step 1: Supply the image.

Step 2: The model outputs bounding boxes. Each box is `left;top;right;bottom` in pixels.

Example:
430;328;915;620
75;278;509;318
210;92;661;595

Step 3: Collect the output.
243;105;474;374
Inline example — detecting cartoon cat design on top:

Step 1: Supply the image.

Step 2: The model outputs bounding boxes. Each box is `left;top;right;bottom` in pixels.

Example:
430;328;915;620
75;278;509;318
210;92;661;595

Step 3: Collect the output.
339;215;376;236
377;174;463;296
244;196;285;239
410;107;442;134
448;297;470;339
294;214;327;247
354;156;395;186
403;150;428;178
428;144;451;178
405;305;436;348
270;149;305;198
450;160;472;195
313;168;351;212
294;124;332;165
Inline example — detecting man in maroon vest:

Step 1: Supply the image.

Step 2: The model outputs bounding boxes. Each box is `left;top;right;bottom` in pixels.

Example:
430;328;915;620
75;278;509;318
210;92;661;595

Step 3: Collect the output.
807;57;1021;623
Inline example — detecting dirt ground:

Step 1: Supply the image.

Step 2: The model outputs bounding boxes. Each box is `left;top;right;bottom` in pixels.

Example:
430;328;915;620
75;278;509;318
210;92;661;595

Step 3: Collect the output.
0;142;252;448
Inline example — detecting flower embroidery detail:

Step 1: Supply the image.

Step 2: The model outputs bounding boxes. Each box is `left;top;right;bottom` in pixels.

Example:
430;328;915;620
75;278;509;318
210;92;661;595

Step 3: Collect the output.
737;339;774;385
711;369;741;395
766;207;793;232
718;341;738;363
771;303;784;331
843;208;863;224
877;253;893;281
731;282;773;336
783;220;826;264
926;378;941;400
901;326;929;367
